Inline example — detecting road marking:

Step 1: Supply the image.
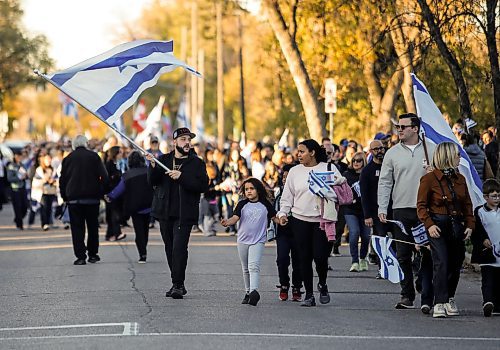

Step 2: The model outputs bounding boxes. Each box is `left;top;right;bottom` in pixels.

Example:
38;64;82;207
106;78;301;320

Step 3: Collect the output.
0;331;499;342
0;322;138;333
0;241;279;252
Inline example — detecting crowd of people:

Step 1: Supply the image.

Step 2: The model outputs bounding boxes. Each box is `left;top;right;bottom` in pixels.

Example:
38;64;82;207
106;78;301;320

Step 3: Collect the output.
1;118;499;317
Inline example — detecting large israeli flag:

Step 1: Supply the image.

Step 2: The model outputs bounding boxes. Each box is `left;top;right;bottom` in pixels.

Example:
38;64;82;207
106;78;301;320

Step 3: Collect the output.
412;73;485;209
371;236;404;283
41;40;201;126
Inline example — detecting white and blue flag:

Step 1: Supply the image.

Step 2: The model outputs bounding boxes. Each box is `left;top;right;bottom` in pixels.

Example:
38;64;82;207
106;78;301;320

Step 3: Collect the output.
371;236;404;283
60;93;78;120
308;170;336;200
41;40;201;126
412;73;485;209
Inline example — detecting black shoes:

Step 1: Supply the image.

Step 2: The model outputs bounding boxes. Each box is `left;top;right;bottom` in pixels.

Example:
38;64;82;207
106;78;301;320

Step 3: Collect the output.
301;295;316;307
483;302;494;317
317;283;331;304
248;290;260;306
395;297;415;309
138;255;147;264
242;293;250;304
88;255;100;263
166;284;187;298
73;258;86;265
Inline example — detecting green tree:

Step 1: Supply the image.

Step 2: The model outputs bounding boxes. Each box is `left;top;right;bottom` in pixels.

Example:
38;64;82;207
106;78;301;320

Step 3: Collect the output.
0;0;53;110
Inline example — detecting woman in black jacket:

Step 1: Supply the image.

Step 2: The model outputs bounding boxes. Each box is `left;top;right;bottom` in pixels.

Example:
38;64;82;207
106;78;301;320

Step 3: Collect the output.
104;146;125;241
107;151;153;263
343;151;370;273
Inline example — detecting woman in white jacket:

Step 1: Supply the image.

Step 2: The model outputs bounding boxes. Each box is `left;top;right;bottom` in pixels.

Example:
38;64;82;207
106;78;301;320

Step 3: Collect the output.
31;154;59;231
278;139;342;307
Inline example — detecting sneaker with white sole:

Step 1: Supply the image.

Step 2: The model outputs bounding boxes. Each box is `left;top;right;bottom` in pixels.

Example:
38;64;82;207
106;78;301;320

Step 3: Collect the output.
483;302;494;317
349;262;360;272
433;303;447;318
444;297;459;316
421;304;431;315
359;259;368;271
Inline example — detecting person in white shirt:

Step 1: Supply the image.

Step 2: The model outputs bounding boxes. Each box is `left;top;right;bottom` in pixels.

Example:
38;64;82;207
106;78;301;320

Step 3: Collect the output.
278;139;342;307
471;179;500;317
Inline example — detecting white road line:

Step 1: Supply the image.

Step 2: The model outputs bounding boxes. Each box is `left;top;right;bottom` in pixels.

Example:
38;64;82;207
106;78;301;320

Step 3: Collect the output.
0;322;137;332
1;332;499;342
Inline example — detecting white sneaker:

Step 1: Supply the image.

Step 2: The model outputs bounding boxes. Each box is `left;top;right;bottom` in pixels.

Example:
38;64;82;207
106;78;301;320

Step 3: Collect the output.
444;298;459;316
349;262;360;272
433;303;447;318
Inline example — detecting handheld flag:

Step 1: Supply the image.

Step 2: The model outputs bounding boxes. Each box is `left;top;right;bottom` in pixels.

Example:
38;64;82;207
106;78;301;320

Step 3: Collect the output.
411;223;429;245
412;73;485;208
59;93;78;120
371;236;404;283
132;99;147;133
308;170;336;200
38;40;201;127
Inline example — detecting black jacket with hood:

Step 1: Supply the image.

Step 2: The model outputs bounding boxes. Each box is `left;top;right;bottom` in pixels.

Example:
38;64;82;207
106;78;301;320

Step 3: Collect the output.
148;150;209;224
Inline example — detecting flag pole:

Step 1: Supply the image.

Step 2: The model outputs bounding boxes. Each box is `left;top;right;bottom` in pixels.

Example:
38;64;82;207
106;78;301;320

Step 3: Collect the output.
410;72;431;165
34;69;171;172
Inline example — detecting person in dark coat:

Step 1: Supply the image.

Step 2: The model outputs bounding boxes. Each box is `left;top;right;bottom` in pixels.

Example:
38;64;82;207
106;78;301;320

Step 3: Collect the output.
104;146;125;241
60;135;109;265
106;151;153;263
147;127;209;299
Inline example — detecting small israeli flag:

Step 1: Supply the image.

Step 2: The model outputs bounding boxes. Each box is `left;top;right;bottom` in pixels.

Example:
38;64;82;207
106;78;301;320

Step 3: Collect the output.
371;236;404;283
411;223;429;245
308;170;335;200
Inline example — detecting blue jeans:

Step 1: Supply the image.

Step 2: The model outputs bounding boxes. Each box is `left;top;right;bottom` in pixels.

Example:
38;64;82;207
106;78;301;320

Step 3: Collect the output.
345;214;370;263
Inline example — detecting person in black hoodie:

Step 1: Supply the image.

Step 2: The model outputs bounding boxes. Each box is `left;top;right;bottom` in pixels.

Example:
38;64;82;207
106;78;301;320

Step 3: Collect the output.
106;151;153;263
60;135;108;265
343;151;371;273
104;146;125;242
147;127;209;299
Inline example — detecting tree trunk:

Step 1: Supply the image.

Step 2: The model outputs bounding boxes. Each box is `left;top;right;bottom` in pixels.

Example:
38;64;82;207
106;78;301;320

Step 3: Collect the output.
417;0;473;120
485;0;500;150
363;60;404;131
389;21;417;113
263;0;326;141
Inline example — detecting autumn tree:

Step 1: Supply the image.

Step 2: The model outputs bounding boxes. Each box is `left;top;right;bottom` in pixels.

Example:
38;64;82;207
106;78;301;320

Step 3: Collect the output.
0;0;52;110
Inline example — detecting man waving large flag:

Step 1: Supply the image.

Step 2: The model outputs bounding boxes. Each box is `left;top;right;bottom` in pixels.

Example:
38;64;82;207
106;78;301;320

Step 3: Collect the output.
36;40;201;127
412;73;485;209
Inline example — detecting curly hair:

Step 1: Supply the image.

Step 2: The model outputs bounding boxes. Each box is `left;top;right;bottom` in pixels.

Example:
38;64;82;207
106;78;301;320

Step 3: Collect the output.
239;177;271;202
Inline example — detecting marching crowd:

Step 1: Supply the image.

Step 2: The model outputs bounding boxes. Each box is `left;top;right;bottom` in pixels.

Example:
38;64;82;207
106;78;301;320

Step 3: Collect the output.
1;116;499;317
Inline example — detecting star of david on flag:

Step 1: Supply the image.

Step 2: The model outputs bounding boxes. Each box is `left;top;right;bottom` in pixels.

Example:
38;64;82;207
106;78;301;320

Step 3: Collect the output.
371;236;404;283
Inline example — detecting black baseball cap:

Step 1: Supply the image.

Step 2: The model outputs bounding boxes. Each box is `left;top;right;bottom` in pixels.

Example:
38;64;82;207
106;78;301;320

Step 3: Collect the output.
173;127;196;140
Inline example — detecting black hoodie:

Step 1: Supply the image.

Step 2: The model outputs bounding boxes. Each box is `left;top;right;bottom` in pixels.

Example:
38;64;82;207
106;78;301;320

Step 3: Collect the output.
148;151;209;224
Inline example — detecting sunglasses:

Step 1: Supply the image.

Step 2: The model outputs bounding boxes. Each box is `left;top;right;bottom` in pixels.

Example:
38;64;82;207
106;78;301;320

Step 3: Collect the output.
352;158;364;163
395;124;415;131
371;147;385;152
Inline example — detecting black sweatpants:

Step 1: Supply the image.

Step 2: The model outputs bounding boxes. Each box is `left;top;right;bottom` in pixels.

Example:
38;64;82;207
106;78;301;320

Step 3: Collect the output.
159;218;192;285
290;216;330;298
11;188;28;229
105;201;122;239
392;208;419;301
428;216;465;304
276;226;302;288
481;266;500;307
68;203;100;259
131;213;150;258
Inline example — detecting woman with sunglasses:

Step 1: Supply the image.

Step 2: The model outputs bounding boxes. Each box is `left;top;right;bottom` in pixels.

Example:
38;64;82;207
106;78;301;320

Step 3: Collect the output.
342;152;371;272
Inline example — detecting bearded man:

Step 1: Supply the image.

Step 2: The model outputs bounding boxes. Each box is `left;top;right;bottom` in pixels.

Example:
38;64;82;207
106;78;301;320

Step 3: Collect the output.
147;128;209;299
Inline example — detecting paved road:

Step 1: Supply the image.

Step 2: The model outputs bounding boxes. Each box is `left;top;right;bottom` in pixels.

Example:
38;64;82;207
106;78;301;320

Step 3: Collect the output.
0;205;498;349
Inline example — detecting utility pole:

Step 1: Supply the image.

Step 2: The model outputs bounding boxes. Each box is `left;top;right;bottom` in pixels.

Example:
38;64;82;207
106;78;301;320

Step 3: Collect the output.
190;1;198;132
216;1;224;149
238;14;246;136
197;49;205;136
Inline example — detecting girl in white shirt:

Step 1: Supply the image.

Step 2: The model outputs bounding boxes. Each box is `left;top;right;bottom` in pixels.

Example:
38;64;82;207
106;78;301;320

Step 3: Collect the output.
278;139;342;307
